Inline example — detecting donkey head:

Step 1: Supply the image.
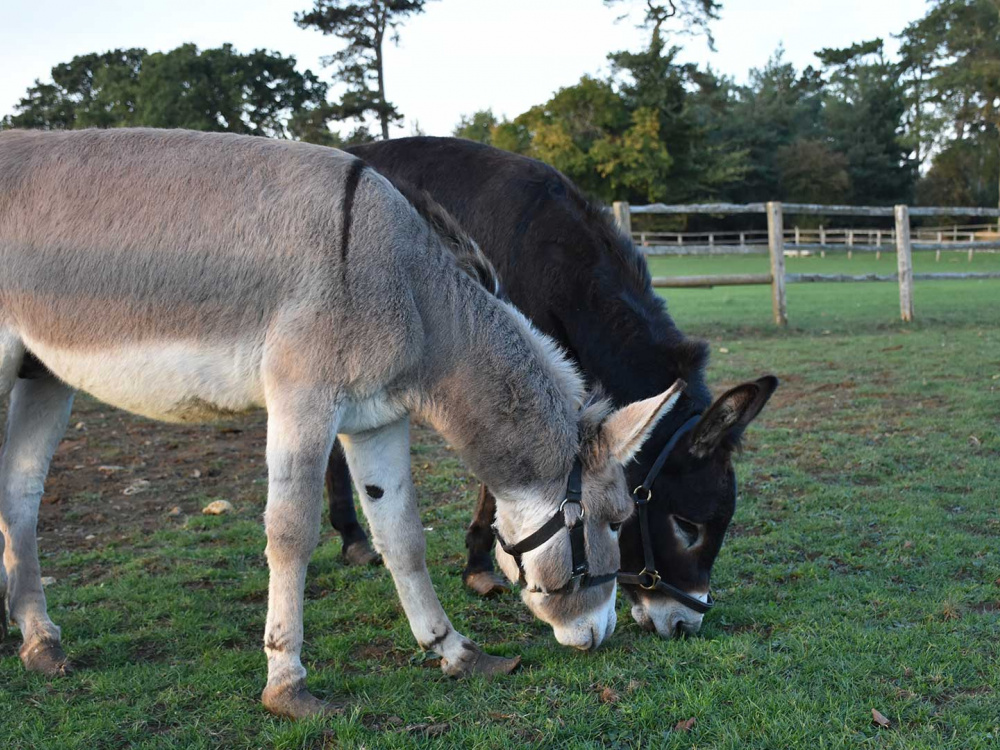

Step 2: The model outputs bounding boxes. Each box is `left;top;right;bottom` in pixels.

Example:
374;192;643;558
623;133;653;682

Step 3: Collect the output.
622;375;778;638
493;382;686;651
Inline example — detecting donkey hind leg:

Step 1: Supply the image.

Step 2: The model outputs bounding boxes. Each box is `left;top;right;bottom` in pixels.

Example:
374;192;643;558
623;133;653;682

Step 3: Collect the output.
0;375;75;675
260;388;343;719
0;331;22;645
326;439;381;567
340;419;520;678
462;484;510;598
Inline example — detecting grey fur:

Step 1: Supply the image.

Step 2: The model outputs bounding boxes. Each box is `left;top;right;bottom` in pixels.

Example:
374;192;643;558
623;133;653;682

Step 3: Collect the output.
0;128;676;714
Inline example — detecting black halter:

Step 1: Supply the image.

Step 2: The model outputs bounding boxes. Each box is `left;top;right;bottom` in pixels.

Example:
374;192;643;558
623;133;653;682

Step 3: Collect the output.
495;457;617;594
616;414;715;615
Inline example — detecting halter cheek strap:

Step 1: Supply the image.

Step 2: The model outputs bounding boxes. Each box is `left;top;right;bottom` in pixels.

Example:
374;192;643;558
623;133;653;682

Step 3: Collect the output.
496;458;616;594
616;414;715;615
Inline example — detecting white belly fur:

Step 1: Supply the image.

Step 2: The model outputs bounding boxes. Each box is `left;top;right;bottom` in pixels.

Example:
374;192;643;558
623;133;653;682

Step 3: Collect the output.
23;337;267;423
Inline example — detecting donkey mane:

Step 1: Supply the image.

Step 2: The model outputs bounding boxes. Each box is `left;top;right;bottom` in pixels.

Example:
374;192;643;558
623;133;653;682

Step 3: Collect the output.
388;173;501;297
550;168;711;388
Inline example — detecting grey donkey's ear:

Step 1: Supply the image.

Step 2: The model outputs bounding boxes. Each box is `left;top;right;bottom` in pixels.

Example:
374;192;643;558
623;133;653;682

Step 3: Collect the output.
689;375;778;458
602;379;686;464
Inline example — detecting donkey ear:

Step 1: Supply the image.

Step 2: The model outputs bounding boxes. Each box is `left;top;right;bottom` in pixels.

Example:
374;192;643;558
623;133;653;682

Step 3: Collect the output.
603;379;686;464
689;375;778;458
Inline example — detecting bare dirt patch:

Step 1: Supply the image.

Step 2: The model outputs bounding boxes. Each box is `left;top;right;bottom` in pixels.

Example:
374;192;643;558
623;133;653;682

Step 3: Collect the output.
7;394;457;554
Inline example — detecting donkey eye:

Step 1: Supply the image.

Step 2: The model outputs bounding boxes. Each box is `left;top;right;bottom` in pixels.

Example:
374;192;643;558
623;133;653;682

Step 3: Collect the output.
671;516;701;548
610;522;622;533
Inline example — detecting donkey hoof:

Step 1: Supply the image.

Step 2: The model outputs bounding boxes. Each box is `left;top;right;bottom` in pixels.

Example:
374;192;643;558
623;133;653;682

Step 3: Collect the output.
262;680;344;719
342;540;382;567
469;650;521;676
20;638;72;677
442;641;521;678
463;570;510;598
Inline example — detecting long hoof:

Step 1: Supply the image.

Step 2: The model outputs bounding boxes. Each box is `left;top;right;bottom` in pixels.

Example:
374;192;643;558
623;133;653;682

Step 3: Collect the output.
463;570;510;598
262;680;344;720
20;638;72;677
441;641;521;678
342;540;382;567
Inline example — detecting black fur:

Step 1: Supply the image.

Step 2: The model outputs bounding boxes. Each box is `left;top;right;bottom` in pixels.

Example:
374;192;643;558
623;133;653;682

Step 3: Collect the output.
339;159;365;287
329;137;775;606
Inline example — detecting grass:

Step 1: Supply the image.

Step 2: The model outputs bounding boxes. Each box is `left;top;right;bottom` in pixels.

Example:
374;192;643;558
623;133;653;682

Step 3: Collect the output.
2;258;999;749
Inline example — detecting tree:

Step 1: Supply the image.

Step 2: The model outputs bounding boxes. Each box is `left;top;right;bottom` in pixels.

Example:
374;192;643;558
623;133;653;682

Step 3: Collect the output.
707;50;823;202
902;0;1000;207
2;45;326;139
295;0;428;139
818;39;915;205
453;109;498;144
604;0;722;50
917;134;999;206
775;139;851;204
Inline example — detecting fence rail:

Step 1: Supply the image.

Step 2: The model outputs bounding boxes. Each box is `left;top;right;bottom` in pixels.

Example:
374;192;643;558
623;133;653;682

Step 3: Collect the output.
614;200;1000;325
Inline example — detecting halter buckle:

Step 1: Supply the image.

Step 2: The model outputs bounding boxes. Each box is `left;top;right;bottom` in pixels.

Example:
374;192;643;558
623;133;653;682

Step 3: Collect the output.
632;486;652;504
638;568;661;590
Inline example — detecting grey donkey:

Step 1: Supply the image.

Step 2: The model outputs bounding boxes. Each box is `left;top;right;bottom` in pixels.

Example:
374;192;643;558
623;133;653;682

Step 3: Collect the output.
0;129;685;719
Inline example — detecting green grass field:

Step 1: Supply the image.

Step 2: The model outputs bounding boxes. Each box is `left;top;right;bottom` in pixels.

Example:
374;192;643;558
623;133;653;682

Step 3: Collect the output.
2;254;999;749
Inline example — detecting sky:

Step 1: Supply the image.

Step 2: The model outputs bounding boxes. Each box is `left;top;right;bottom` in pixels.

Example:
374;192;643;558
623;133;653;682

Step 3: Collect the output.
0;0;931;137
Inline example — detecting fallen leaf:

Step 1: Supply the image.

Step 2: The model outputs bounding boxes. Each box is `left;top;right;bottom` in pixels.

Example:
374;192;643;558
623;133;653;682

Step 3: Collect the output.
191;469;202;478
166;506;182;517
202;499;234;515
674;717;696;732
903;540;913;550
871;708;891;728
718;347;730;354
598;686;620;704
40;576;57;586
968;435;981;448
98;465;125;474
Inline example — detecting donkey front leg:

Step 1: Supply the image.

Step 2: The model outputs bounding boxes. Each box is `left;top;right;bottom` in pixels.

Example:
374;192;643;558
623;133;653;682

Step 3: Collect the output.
462;484;509;597
0;375;75;675
340;419;520;677
326;439;381;566
260;389;341;719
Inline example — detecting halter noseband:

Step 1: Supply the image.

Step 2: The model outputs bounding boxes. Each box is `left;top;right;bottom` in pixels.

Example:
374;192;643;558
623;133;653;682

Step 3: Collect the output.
616;414;715;615
495;457;617;595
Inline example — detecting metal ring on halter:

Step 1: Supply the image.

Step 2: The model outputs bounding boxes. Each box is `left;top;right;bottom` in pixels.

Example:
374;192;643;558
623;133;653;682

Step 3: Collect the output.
559;497;584;517
638;568;661;590
632;486;652;504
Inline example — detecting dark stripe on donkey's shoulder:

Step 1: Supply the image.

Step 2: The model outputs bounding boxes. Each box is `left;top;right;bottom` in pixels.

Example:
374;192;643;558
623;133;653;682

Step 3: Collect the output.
339;158;366;286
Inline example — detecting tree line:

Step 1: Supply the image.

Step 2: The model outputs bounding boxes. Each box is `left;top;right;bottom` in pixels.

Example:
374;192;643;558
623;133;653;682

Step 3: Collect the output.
3;0;998;210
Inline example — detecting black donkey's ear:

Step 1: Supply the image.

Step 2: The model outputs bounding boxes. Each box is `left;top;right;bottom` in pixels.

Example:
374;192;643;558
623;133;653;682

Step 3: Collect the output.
689;375;778;458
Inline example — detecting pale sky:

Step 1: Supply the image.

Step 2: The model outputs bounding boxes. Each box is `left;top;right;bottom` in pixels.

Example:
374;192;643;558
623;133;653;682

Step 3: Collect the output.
0;0;930;137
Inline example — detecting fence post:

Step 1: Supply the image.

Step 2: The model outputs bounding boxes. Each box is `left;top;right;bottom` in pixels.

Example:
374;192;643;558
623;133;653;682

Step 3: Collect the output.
612;201;632;238
766;201;788;326
894;205;914;322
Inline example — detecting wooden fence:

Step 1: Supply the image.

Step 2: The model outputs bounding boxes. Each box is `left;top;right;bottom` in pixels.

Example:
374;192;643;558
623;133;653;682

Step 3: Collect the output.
612;201;1000;325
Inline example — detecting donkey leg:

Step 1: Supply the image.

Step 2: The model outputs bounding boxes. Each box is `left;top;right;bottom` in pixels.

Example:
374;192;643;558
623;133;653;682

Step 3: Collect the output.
260;388;341;719
340;419;520;678
326;439;380;567
462;484;509;597
0;375;75;675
